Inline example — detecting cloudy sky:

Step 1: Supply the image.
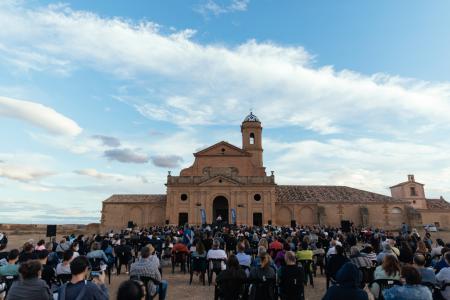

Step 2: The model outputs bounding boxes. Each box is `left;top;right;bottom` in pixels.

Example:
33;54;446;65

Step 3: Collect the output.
1;0;450;224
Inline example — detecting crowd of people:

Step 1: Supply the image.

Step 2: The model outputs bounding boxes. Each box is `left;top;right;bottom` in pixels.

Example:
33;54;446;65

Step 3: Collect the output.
0;223;449;300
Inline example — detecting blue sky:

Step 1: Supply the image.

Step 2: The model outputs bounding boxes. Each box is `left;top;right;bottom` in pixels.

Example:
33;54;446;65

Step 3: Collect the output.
0;0;450;224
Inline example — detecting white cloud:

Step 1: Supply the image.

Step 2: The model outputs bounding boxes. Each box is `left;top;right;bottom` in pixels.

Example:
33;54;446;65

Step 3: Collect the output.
74;168;124;181
0;165;54;182
0;3;448;136
266;138;450;198
195;0;249;17
150;155;183;168
104;148;149;164
0;96;82;136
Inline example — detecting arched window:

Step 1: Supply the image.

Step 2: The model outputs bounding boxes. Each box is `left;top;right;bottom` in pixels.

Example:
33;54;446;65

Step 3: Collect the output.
249;133;255;144
391;207;402;214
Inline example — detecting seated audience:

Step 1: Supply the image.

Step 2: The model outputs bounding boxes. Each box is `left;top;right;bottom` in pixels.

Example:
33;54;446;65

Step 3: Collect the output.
413;254;436;285
235;242;251;268
18;242;37;263
56;250;74;275
383;265;432;300
6;259;52;300
37;250;56;288
116;280;146;300
376;243;396;265
207;239;227;270
436;252;450;300
216;254;247;300
249;252;276;300
115;239;133;275
322;262;368;300
130;245;167;300
349;246;373;269
57;256;108;300
278;251;304;300
0;249;19;276
370;254;401;297
326;245;349;281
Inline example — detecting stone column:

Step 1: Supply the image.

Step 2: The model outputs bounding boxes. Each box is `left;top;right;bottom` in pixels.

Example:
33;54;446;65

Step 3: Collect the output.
189;191;195;224
206;191;212;224
247;191;252;226
270;190;276;224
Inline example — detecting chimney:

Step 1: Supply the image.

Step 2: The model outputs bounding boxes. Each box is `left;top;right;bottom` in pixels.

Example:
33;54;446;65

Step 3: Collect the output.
407;174;415;182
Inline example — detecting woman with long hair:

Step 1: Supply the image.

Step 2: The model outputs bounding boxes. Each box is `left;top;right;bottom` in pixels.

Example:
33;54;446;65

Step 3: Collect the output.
249;253;276;300
371;254;401;296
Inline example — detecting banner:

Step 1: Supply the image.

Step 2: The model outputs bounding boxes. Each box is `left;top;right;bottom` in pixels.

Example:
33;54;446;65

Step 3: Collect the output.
231;208;236;224
200;208;206;225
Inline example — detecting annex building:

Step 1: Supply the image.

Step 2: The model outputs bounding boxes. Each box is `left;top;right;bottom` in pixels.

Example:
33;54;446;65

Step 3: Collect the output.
101;113;450;230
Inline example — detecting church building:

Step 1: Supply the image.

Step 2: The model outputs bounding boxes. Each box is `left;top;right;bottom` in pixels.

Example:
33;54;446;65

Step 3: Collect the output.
101;113;450;230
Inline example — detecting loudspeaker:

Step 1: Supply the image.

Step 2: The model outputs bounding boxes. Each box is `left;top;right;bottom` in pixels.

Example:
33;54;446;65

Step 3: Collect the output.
127;221;134;228
291;220;296;228
341;220;351;232
46;225;57;237
268;220;272;226
165;220;169;225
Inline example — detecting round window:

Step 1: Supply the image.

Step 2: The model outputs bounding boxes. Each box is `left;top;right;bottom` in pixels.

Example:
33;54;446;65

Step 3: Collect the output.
180;194;188;201
254;194;261;201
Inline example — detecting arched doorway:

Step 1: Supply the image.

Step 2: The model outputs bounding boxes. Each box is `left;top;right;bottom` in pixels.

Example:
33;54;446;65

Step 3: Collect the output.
213;196;229;224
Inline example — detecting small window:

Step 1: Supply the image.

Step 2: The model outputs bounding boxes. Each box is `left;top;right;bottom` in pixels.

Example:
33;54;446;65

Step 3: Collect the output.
254;194;261;201
249;133;255;145
180;194;188;201
410;187;417;196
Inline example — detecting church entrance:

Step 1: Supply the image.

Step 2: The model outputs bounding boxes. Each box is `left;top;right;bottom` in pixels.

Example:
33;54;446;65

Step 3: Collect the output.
178;213;188;226
213;196;229;224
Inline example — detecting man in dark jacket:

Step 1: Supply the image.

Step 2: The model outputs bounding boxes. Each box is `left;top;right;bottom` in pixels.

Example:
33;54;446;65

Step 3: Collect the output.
322;262;369;300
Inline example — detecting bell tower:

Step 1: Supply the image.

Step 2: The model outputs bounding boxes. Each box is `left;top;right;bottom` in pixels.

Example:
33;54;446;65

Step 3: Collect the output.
241;112;263;167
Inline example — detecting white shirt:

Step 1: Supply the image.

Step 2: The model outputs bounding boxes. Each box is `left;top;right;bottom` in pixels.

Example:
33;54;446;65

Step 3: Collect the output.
207;249;227;270
207;249;227;260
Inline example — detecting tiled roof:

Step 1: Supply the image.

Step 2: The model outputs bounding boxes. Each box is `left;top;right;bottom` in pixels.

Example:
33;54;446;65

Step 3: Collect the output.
103;194;166;204
276;185;406;203
426;198;450;210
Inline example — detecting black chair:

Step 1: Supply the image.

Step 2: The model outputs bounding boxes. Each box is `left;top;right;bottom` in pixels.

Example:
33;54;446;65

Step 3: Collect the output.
207;258;226;286
171;251;188;274
248;277;277;300
214;277;246;300
130;275;161;300
359;266;375;288
437;282;450;300
0;275;18;297
368;279;402;300
420;282;443;299
56;273;72;285
297;259;314;287
313;253;325;276
88;257;111;284
190;255;207;285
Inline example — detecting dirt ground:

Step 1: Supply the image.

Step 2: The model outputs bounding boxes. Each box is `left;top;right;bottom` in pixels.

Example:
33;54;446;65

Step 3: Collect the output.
3;229;450;300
